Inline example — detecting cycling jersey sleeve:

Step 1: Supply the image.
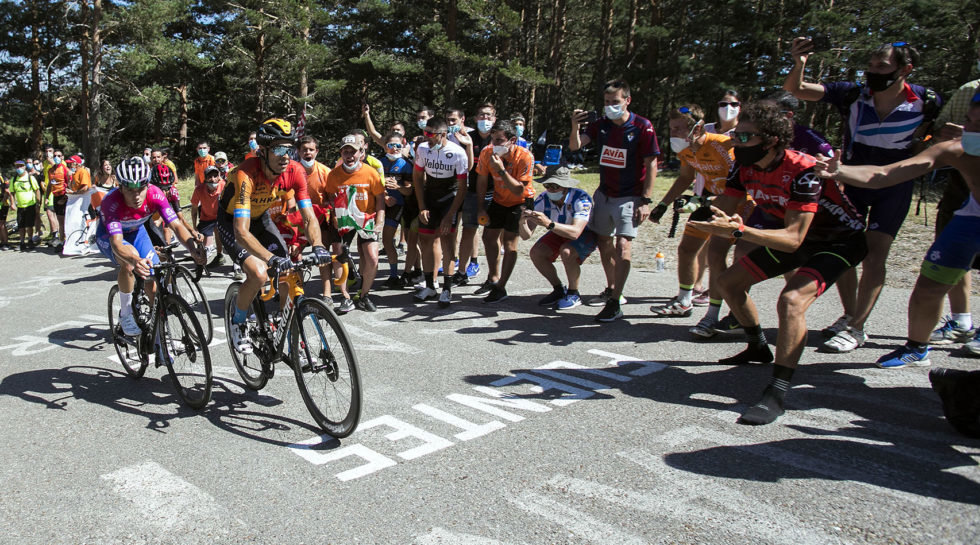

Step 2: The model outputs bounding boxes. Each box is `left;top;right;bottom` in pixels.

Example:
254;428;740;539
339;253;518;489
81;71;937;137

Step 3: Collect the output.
229;169;254;218
285;163;312;209
148;185;179;225
787;168;821;213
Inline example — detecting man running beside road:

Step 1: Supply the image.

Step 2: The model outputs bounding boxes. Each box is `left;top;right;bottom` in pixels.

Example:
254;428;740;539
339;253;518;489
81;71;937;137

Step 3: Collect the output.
691;102;867;425
812;92;980;367
569;79;660;322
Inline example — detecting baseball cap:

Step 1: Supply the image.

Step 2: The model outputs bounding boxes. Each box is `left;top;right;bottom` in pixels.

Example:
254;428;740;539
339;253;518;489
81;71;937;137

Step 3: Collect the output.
340;134;359;150
66;155;82;164
537;165;579;188
14;160;25;166
204;166;221;178
214;151;228;162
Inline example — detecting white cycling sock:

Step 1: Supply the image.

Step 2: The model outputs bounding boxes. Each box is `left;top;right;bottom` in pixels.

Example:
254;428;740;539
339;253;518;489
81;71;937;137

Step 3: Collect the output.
953;313;973;330
119;291;133;316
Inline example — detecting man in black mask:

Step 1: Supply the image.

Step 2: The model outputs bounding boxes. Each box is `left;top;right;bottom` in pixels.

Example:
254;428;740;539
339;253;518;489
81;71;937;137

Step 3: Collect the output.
782;39;942;357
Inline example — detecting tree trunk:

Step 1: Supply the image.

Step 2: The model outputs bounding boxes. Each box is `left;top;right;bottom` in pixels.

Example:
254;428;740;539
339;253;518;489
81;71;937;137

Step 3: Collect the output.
445;0;458;102
79;0;91;162
256;21;266;117
596;0;614;90
626;0;638;64
30;0;43;155
89;0;103;166
527;0;542;134
177;84;189;153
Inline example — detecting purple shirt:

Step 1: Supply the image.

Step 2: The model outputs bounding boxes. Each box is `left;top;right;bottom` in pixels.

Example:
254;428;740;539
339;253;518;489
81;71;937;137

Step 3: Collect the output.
792;123;833;157
100;185;179;236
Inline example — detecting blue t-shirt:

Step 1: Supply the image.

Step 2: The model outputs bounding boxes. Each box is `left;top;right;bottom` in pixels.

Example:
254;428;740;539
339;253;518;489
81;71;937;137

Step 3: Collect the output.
533;187;593;227
381;155;413;206
821;81;940;166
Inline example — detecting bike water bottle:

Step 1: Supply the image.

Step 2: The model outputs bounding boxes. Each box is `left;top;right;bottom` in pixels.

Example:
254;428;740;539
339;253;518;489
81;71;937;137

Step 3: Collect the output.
655;252;665;272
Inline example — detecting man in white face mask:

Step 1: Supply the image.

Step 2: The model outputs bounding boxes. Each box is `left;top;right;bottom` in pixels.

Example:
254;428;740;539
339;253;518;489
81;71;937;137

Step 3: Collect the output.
569;79;660;322
520;165;596;311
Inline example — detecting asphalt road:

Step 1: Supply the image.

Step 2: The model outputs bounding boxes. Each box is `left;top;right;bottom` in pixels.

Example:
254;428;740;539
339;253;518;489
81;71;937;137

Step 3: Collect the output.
1;245;978;545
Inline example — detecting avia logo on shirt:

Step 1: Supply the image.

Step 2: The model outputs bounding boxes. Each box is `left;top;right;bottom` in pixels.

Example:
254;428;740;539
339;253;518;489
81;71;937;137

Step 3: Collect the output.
599;146;627;168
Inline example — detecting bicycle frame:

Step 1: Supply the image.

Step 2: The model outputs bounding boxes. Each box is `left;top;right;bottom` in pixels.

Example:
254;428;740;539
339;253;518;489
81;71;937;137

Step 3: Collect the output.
251;260;331;370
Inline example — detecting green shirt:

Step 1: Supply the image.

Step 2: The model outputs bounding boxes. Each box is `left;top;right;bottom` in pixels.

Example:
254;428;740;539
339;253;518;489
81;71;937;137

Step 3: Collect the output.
11;174;39;208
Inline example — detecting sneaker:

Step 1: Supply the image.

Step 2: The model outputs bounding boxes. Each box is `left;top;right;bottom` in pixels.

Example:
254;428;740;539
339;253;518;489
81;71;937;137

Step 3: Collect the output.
712;314;744;335
466;261;480;278
438;289;452;308
821;327;867;353
965;328;980;356
691;290;711;307
690;316;717;338
119;312;142;337
474;280;495;295
232;264;245;281
452;270;469;287
229;321;253;354
414;286;438;301
354;293;377;312
19;243;27;252
378;247;387;256
337;298;355;314
383;275;405;290
876;345;931;369
587;287;614;306
595;301;623;323
396;243;406;256
930;317;974;345
556;293;582;310
650;298;693;317
408;270;424;286
821;314;851;339
483;286;508;303
538;285;566;307
209;254;226;268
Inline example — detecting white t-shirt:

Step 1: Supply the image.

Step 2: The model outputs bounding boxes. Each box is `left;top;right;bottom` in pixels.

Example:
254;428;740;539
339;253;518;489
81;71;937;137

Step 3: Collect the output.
533;187;593;226
414;140;469;180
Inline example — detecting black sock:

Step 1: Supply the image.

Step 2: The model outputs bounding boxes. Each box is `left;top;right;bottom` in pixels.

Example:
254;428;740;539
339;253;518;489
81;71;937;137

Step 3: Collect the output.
425;273;435;290
908;340;928;352
743;324;767;348
719;343;774;365
470;257;478;264
552;282;563;290
567;289;579;296
443;275;452;291
739;366;793;425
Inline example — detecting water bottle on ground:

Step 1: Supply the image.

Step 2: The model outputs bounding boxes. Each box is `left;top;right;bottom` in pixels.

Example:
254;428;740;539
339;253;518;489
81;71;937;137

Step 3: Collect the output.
655;252;665;272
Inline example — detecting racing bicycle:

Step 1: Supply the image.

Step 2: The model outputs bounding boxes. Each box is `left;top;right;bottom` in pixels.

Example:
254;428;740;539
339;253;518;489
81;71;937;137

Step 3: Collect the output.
107;242;213;409
156;242;214;344
223;255;361;437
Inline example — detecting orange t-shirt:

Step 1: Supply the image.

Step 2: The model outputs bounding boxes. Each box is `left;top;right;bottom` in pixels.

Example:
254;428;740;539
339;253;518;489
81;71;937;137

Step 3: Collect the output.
46;163;70;196
191;180;225;222
70;167;92;193
303;161;331;207
194;155;216;185
324;165;384;215
677;132;735;196
476;145;535;207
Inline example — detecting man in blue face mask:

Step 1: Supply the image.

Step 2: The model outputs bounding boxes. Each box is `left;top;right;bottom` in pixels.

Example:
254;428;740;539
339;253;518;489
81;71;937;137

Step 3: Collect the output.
813;93;980;367
783;38;943;356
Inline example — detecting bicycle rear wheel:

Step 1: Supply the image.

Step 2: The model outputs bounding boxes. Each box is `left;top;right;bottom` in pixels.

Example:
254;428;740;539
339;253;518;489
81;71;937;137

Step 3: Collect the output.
291;298;361;438
223;282;268;390
107;285;148;378
170;265;213;344
159;295;212;409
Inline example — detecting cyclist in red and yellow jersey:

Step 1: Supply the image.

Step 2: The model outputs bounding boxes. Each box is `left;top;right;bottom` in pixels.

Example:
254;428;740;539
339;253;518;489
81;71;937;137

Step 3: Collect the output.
217;118;331;353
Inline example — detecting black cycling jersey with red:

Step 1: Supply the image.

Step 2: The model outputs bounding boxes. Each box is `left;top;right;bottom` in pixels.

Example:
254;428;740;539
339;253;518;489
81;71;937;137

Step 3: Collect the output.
724;149;864;241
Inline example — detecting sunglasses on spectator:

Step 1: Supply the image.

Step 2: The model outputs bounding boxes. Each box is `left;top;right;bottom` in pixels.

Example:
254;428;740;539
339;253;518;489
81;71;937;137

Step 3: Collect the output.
270;144;294;157
54;154;64;158
543;183;562;191
423;131;446;138
732;132;760;143
719;101;740;108
386;143;403;149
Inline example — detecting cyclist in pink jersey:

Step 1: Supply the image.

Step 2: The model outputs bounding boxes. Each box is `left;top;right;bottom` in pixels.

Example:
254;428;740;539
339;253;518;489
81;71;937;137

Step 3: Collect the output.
97;157;205;336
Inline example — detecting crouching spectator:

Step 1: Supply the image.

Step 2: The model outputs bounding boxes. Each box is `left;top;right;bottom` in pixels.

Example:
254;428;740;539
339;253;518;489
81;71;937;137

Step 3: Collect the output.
520;165;596;310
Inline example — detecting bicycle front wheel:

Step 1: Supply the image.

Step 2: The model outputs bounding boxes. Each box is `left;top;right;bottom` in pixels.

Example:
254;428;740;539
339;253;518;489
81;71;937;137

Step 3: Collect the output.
170;265;213;345
223;282;268;390
107;285;147;378
291;298;361;438
159;295;213;409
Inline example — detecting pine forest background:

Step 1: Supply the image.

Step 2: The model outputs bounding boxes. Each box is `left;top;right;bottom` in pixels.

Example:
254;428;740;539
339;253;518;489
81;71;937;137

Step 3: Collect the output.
1;0;979;175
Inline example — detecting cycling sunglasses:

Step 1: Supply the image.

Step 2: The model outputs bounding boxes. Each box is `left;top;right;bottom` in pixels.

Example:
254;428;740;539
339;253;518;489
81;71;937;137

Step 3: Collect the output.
386;142;403;149
423;131;446;138
270;144;294;157
732;132;760;143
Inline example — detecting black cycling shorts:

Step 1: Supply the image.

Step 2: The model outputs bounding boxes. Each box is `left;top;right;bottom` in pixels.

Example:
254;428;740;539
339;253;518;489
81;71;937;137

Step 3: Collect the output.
739;232;868;297
217;209;288;266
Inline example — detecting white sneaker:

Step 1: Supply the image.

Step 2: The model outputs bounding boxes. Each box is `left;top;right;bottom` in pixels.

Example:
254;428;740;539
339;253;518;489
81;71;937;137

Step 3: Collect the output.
232;264;245;281
230;321;253;354
966;330;980;356
821;314;851;339
119;312;141;336
821;327;867;353
414;286;437;301
438;289;452;308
